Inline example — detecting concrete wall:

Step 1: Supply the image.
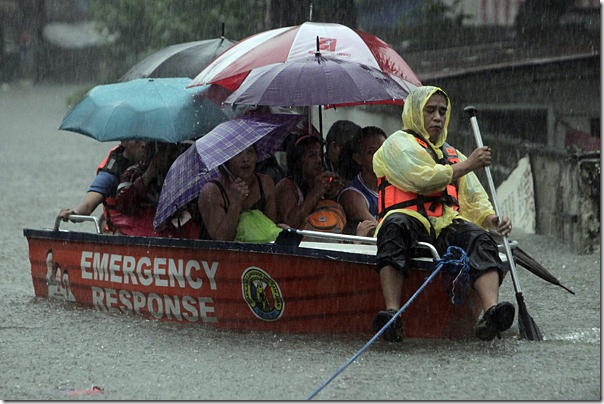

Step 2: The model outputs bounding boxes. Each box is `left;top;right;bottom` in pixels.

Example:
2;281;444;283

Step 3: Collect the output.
530;149;600;254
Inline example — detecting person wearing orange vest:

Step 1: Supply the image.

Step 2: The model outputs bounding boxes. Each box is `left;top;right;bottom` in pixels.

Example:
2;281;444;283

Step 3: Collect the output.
371;85;514;342
58;140;148;231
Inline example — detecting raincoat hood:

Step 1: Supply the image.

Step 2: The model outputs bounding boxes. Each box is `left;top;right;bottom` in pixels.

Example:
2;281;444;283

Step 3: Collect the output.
401;85;451;148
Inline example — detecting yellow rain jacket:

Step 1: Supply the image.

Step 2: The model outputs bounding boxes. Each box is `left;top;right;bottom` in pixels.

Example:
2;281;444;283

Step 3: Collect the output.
373;85;495;237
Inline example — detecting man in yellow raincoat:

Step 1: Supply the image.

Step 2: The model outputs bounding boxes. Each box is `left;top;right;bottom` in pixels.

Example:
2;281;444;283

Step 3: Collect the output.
372;85;514;342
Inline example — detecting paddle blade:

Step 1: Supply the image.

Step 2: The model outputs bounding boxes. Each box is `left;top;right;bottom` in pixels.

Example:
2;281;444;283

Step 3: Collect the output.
515;292;543;341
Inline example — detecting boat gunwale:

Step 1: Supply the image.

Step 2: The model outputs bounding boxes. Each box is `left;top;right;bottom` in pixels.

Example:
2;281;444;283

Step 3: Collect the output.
23;228;382;266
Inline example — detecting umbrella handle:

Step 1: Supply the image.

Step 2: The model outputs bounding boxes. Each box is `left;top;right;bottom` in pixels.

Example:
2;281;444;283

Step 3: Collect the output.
221;164;236;180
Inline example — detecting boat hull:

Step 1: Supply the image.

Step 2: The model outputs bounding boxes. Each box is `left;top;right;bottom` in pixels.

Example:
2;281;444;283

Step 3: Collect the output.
24;228;481;339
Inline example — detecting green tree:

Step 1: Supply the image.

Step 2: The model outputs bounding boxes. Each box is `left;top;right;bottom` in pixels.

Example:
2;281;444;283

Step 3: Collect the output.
88;0;267;81
514;0;574;45
268;0;356;27
89;0;359;82
397;0;474;50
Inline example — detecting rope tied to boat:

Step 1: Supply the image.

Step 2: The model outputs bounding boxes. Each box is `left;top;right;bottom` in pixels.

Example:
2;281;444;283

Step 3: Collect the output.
438;245;471;305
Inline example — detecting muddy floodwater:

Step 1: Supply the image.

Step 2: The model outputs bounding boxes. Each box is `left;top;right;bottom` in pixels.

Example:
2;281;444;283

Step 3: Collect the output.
0;82;600;400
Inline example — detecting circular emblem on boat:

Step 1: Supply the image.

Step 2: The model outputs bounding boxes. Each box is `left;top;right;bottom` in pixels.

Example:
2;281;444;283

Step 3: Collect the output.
241;267;284;321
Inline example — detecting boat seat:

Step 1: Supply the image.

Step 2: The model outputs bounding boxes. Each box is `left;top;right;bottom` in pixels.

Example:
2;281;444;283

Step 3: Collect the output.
275;228;513;268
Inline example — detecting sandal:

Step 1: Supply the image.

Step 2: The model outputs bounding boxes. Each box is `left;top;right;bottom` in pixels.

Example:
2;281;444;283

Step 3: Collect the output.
475;301;515;341
372;309;403;342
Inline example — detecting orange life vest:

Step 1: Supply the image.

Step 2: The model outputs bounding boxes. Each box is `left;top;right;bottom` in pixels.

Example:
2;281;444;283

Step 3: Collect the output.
378;135;460;219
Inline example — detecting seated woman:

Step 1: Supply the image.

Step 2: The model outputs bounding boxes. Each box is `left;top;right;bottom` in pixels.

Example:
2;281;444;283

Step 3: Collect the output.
275;135;344;231
112;142;185;237
337;126;387;237
197;145;280;242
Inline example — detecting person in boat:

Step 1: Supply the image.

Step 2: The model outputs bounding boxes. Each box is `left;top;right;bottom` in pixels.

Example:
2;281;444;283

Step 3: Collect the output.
371;85;514;342
337;126;387;237
275;134;345;232
112;141;192;237
58;140;148;232
324;120;362;176
197;144;282;242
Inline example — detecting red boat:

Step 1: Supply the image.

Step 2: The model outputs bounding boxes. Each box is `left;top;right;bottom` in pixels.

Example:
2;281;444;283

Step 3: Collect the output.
23;216;487;339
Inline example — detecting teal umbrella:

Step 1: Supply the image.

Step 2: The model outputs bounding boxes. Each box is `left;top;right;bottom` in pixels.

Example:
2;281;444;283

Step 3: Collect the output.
59;78;229;143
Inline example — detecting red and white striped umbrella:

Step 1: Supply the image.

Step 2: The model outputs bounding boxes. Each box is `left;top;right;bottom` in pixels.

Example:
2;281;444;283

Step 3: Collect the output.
189;22;421;94
222;55;415;108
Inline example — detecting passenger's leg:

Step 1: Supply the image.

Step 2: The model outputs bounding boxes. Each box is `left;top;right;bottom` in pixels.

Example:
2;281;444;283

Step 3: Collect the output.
436;220;514;340
379;264;404;310
373;213;431;341
472;269;500;311
473;268;515;341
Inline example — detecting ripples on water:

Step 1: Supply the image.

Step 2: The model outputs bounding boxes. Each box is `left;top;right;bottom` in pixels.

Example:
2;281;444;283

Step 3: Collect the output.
3;291;599;400
545;328;601;344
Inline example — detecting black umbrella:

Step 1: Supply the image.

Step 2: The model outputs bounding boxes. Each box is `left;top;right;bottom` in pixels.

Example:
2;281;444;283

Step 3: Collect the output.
120;36;236;81
513;246;575;294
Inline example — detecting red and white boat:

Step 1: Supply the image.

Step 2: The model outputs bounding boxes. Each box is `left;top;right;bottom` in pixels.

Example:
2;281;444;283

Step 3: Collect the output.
23;215;486;339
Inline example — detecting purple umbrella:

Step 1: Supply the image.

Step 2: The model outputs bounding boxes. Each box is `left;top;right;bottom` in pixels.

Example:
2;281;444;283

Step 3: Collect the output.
223;55;417;107
153;144;217;230
154;113;305;229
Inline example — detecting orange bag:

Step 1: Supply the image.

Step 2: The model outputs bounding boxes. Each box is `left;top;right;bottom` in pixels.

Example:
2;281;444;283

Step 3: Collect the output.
304;199;347;234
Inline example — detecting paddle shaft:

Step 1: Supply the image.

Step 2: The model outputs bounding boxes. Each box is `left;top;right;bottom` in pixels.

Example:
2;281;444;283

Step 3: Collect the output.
467;107;543;340
467;113;522;295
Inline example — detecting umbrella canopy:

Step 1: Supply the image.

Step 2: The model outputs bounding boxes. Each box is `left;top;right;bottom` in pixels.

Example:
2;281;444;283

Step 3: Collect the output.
59;78;229;143
153;113;305;228
153;143;215;229
190;21;420;92
223;55;416;107
120;37;236;81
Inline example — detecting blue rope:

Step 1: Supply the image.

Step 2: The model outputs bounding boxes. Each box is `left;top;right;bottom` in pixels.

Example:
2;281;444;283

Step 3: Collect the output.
306;246;468;400
440;246;471;305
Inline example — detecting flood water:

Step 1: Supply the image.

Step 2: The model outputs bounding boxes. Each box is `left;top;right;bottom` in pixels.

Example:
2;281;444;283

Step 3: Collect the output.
0;82;600;400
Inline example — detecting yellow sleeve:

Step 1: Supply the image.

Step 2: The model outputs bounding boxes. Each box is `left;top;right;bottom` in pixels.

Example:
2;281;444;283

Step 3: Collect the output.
373;131;453;195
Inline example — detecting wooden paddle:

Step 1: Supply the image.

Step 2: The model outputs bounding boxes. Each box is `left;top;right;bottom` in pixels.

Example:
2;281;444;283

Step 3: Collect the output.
465;106;543;341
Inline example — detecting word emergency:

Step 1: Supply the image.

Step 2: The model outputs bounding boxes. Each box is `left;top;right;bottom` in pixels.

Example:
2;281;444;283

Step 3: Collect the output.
80;251;218;289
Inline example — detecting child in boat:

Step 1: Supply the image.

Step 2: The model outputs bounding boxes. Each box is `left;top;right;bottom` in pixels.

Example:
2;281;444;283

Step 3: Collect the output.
58;140;148;232
197;144;282;242
275;134;345;232
336;126;387;237
372;85;514;342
